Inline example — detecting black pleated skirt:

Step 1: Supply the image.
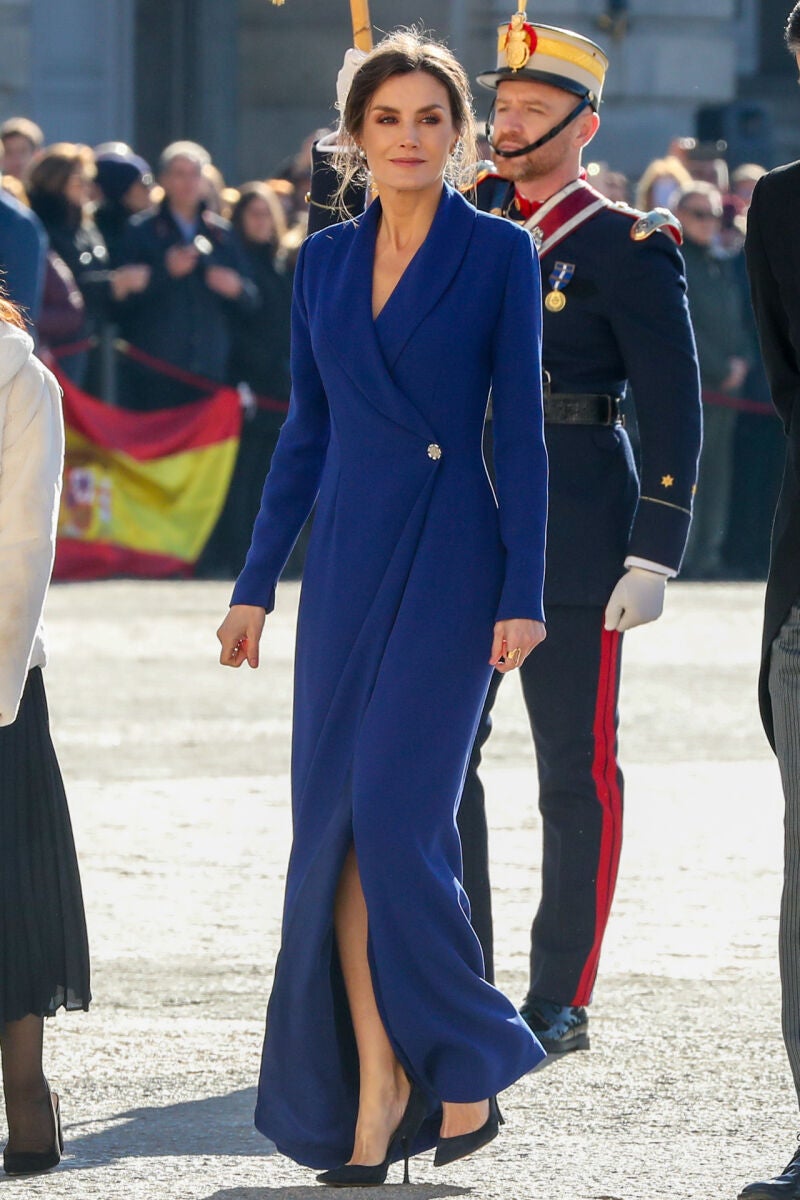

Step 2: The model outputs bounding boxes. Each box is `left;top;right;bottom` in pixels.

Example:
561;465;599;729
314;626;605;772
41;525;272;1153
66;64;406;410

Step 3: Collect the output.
0;668;90;1028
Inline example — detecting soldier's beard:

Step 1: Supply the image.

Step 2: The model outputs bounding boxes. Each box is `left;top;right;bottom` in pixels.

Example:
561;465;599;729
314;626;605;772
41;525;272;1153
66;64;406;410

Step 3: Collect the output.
491;140;568;184
493;155;543;182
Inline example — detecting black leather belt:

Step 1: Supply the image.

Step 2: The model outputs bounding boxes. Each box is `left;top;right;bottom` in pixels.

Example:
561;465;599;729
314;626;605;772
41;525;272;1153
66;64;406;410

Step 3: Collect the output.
544;393;622;426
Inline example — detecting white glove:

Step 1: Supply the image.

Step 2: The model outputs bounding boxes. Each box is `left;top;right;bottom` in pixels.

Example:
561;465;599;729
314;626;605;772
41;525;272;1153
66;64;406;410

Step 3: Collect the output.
315;130;340;155
604;567;666;632
336;47;368;113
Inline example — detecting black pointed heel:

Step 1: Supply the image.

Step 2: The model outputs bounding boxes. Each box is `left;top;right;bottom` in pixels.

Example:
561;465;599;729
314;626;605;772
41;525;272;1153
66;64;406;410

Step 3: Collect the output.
316;1082;428;1187
433;1095;503;1168
3;1087;62;1177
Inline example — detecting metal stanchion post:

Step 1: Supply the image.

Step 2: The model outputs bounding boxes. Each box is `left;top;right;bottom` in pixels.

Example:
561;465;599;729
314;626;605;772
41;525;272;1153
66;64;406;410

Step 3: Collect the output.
100;322;118;407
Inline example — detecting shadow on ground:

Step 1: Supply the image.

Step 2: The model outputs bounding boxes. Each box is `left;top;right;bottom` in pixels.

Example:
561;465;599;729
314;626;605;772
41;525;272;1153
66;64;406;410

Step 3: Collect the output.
203;1189;470;1200
50;1089;472;1198
57;1087;270;1167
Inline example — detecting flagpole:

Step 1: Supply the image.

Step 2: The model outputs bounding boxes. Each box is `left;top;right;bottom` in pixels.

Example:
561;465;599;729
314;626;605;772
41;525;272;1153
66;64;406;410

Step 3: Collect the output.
350;0;373;50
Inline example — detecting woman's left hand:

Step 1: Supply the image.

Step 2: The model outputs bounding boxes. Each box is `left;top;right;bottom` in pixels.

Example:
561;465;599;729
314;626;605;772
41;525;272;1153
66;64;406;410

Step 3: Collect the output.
490;619;546;673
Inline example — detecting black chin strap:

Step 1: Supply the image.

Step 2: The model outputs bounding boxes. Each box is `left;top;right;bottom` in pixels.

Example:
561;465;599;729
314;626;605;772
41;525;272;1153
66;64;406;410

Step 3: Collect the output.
487;95;592;159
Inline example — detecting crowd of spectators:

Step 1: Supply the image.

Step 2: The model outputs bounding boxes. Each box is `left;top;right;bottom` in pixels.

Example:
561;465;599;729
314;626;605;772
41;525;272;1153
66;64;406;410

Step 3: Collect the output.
0;120;302;577
588;137;782;581
0;114;785;583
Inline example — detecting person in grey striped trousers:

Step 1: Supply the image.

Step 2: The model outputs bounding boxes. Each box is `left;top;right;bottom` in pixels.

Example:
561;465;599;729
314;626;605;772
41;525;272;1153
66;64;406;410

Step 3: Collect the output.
772;609;800;1090
741;6;800;1197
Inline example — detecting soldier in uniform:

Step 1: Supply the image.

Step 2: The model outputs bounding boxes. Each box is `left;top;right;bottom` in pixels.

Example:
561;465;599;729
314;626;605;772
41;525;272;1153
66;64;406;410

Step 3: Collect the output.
305;14;702;1058
457;11;702;1055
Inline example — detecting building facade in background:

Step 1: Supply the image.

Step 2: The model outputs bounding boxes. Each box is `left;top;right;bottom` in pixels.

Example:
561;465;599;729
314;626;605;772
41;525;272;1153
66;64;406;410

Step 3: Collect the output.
0;0;797;186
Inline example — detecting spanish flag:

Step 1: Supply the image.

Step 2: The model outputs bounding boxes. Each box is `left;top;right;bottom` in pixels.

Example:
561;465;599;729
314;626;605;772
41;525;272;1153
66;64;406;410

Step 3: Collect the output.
53;372;241;580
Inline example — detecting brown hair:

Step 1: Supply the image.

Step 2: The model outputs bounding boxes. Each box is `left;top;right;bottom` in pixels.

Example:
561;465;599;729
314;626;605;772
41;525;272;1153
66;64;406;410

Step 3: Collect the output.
0;285;27;330
28;142;95;198
787;3;800;54
333;29;477;215
232;181;289;245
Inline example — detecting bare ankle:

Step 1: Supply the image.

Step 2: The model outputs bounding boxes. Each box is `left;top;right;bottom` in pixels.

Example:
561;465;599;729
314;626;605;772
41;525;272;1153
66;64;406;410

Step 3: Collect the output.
359;1068;408;1109
348;1072;412;1166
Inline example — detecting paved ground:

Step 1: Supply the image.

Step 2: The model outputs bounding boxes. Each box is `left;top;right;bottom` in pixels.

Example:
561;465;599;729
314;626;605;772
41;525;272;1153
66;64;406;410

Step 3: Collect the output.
0;579;792;1199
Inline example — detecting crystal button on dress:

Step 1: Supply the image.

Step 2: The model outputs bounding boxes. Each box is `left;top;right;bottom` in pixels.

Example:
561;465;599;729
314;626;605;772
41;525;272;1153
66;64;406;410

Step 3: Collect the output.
427;443;442;461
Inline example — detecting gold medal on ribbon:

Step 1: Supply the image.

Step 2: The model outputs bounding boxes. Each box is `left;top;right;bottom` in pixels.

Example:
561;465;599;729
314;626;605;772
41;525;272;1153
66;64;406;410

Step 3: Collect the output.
544;262;575;312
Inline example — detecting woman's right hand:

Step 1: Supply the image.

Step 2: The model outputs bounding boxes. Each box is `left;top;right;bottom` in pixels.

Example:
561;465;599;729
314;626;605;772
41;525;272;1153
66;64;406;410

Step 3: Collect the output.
217;604;266;669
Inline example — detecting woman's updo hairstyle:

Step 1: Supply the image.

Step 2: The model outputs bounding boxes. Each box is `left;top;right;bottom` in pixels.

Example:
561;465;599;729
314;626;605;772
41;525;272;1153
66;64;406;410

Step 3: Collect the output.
333;29;478;214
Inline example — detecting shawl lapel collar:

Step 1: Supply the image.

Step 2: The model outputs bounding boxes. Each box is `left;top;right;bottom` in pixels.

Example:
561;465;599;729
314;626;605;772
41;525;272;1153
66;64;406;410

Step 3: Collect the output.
321;184;475;441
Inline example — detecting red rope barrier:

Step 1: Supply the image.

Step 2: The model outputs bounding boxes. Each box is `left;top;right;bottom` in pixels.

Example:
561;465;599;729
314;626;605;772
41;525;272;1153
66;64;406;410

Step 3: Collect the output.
115;340;289;414
46;335;289;415
47;337;97;359
702;389;777;417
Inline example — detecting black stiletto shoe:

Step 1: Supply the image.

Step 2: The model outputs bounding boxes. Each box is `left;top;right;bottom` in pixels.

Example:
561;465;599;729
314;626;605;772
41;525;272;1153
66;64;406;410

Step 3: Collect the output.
316;1083;428;1187
3;1087;62;1176
433;1095;504;1167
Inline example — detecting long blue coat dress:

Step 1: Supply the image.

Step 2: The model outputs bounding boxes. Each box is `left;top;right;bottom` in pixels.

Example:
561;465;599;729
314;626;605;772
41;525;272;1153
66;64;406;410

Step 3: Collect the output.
231;183;548;1168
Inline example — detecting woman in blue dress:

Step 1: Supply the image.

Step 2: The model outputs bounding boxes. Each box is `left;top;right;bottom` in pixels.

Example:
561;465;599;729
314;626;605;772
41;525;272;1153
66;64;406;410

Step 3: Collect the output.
217;31;548;1187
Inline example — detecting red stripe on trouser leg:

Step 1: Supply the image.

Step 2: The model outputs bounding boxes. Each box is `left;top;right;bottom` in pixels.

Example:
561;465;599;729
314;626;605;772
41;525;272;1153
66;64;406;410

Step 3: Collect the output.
571;625;623;1006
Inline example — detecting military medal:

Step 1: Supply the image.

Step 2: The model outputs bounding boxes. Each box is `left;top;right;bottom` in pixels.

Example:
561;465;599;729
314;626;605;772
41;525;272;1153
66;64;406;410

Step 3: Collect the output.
544;261;574;313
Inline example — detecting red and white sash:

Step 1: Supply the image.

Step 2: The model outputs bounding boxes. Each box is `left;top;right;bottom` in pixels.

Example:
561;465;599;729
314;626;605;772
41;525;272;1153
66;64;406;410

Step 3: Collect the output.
521;179;611;257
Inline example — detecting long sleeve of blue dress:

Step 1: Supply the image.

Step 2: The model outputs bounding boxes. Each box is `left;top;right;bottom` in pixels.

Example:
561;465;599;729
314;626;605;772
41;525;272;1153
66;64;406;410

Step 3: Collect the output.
490;229;548;623
231;240;330;612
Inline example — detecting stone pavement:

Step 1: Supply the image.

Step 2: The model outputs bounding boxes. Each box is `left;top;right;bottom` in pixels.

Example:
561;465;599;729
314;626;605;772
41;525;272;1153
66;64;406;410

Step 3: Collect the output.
0;580;791;1199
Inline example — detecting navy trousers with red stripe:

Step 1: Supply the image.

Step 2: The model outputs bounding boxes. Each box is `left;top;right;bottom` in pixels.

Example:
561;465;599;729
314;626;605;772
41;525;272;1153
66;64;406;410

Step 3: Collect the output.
458;605;624;1004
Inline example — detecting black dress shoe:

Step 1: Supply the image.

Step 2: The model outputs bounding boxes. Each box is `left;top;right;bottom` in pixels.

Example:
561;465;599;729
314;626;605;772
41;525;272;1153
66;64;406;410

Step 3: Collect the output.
3;1088;62;1177
433;1096;504;1167
739;1145;800;1199
519;995;589;1055
316;1083;428;1187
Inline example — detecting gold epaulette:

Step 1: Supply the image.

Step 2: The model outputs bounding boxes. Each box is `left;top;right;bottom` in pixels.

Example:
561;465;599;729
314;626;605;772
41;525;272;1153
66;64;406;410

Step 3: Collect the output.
460;161;501;195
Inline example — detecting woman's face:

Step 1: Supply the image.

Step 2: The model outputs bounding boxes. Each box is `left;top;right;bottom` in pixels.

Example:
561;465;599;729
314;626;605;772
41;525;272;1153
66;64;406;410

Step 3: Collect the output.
64;166;91;208
242;197;276;245
358;70;458;196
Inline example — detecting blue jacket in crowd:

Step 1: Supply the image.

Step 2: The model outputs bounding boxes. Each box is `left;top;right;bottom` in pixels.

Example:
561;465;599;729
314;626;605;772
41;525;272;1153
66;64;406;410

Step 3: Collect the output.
0;190;47;321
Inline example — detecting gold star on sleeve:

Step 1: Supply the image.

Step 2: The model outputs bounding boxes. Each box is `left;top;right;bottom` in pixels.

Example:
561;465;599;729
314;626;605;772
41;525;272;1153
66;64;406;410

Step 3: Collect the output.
660;475;674;488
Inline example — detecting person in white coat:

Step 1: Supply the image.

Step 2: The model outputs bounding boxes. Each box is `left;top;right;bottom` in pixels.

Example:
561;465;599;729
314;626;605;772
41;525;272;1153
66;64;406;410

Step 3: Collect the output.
0;296;90;1177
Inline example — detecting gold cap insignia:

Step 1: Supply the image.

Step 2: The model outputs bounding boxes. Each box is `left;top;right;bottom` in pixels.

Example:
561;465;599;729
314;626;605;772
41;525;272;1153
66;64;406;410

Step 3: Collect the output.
478;16;608;102
502;12;537;72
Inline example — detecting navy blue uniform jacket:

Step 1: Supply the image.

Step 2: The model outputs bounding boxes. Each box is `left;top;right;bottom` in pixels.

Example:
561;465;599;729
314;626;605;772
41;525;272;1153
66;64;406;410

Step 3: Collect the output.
232;185;547;1167
473;177;701;604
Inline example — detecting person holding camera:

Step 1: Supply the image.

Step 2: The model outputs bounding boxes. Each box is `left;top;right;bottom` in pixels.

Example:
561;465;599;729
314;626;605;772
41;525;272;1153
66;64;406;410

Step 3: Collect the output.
116;141;257;411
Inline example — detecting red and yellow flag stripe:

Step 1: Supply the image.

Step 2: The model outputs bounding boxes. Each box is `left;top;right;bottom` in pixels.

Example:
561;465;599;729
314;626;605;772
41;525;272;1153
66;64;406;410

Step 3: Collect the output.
54;372;242;581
